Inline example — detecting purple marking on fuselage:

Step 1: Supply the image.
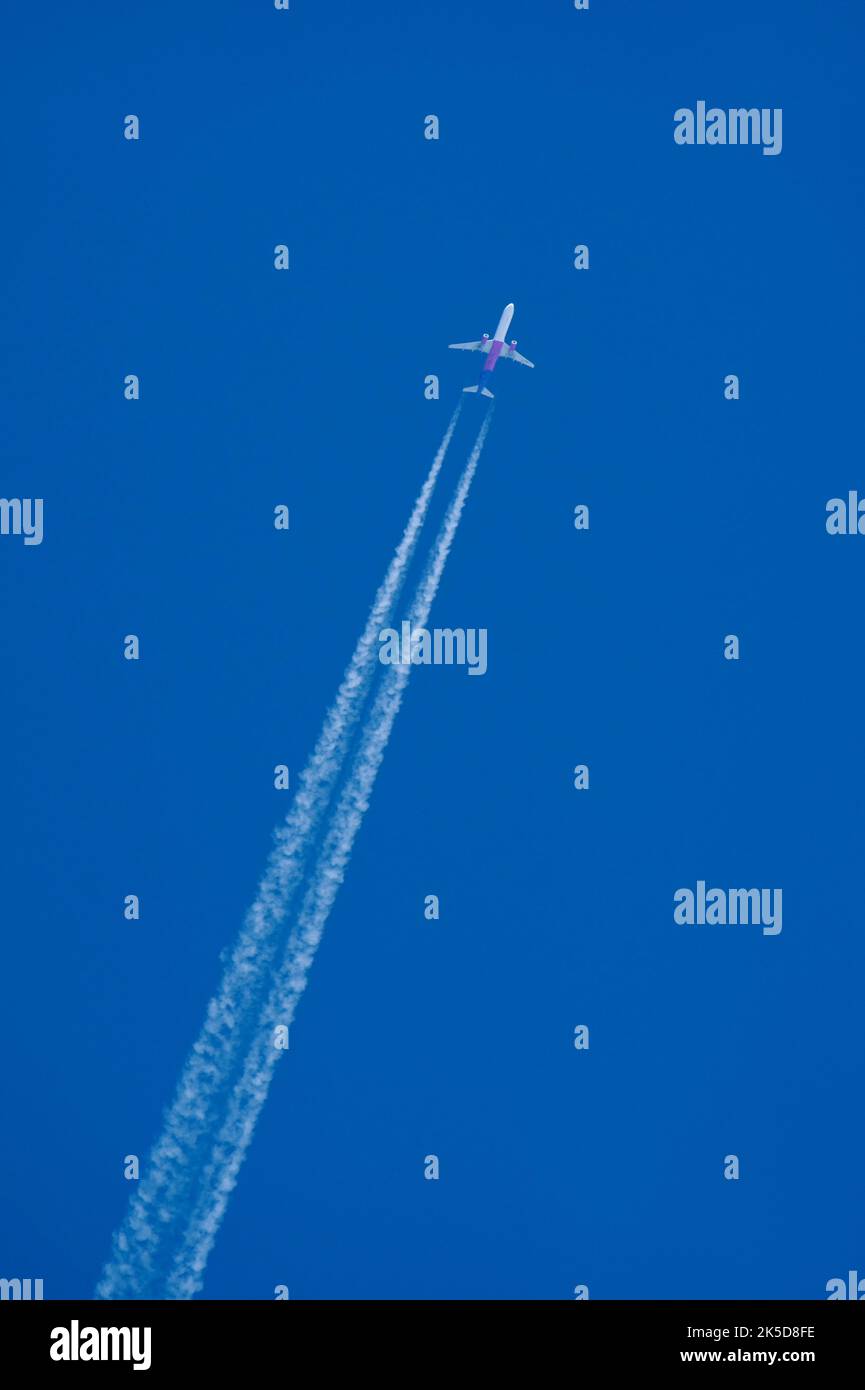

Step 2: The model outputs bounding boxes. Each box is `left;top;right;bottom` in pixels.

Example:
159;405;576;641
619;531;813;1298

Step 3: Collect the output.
483;340;504;373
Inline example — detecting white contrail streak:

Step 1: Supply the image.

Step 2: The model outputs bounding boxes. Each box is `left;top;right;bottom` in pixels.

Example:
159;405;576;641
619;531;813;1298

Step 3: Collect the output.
165;407;493;1298
96;403;462;1299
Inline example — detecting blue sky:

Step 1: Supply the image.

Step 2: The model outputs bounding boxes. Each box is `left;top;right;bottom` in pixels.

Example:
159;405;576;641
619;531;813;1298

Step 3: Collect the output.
1;0;863;1299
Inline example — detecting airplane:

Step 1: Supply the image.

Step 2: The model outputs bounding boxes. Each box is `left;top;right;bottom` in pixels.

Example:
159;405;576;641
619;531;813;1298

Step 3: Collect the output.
448;302;534;397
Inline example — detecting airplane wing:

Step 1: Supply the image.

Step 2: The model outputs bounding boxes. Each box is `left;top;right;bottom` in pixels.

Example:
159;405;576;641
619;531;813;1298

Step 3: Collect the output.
448;339;492;353
501;345;535;368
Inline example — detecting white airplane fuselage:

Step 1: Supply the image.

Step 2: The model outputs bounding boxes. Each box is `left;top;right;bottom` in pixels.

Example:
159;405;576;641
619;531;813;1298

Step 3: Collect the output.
480;303;515;377
448;302;534;397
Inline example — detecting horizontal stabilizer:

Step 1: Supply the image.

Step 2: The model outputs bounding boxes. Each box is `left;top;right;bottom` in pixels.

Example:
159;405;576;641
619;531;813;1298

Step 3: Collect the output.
463;385;494;398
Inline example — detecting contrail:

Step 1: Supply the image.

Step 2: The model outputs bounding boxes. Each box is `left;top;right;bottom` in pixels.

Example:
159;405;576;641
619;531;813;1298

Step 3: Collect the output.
165;406;493;1298
96;403;462;1299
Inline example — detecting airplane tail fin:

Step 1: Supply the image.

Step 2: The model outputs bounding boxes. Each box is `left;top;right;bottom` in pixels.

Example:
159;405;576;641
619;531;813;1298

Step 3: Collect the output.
463;385;494;398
